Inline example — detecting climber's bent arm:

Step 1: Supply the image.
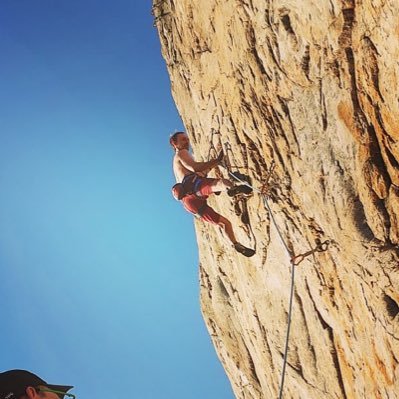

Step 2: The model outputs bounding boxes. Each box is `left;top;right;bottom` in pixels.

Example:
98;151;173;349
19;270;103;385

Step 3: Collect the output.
177;149;219;173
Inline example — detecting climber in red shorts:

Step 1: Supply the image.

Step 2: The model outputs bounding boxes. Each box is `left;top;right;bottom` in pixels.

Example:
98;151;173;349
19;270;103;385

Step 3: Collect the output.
170;131;255;257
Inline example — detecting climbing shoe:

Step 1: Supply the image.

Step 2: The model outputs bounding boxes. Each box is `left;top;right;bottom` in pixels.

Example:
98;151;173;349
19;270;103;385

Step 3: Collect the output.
227;185;253;197
230;171;252;185
234;243;255;257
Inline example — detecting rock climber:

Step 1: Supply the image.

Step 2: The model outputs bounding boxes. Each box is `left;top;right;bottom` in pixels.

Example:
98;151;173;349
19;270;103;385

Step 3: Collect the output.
0;369;75;399
170;131;255;257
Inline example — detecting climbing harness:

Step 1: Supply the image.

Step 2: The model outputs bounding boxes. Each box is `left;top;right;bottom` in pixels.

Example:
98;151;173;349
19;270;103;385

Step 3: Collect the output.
171;173;203;200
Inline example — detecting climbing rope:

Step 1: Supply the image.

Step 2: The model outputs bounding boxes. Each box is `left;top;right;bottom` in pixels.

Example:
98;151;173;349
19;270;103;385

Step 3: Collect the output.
203;132;330;397
226;167;294;399
224;160;329;399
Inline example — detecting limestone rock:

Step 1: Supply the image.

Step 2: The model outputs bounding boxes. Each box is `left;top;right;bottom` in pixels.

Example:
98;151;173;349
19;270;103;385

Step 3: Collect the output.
154;0;399;398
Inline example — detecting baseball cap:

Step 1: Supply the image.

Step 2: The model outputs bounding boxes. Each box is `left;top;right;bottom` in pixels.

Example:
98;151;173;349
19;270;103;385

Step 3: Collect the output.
0;370;73;399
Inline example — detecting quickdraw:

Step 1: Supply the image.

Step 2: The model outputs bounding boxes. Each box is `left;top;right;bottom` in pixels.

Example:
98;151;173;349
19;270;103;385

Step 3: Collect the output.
291;240;330;266
260;160;275;196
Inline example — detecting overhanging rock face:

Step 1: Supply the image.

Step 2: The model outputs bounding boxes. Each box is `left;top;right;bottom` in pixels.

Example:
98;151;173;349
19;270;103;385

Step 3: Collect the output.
154;1;399;397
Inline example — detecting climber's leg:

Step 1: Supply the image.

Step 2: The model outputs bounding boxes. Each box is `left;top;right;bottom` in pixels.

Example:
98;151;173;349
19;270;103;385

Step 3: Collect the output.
197;178;233;196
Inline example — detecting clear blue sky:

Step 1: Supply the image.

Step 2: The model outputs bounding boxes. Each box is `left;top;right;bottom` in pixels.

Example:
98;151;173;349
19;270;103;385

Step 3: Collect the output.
0;1;233;398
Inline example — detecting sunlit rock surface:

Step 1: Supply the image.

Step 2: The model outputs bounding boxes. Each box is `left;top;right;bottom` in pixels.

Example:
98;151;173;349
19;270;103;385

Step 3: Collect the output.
154;1;399;397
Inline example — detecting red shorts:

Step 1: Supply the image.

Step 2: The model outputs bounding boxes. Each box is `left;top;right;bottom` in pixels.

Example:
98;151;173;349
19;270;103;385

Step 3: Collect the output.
196;177;218;196
181;194;221;224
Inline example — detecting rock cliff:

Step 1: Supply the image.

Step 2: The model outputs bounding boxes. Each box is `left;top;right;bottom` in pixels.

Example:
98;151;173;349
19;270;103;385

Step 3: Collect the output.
154;1;399;398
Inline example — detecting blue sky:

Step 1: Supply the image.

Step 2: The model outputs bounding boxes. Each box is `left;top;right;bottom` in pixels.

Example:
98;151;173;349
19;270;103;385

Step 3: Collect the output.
0;1;233;398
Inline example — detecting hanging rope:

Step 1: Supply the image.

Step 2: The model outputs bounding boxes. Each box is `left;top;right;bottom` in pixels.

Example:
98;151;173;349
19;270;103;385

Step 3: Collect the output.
223;161;329;399
226;167;294;398
202;132;330;397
